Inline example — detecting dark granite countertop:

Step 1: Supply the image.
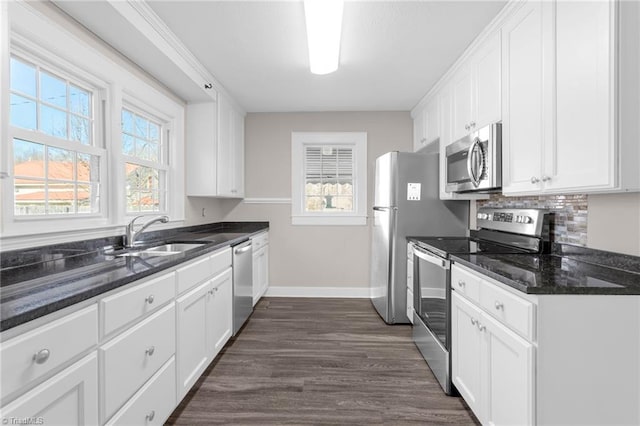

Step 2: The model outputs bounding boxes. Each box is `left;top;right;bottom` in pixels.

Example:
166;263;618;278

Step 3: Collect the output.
0;221;269;332
451;244;640;295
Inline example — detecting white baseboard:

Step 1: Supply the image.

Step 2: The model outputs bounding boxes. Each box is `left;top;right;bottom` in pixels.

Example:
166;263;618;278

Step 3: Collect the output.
264;286;369;298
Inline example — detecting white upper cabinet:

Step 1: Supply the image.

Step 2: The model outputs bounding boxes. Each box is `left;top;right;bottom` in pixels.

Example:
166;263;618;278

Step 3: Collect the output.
217;94;245;198
186;93;245;198
452;31;502;142
501;0;550;194
502;0;639;195
413;96;439;151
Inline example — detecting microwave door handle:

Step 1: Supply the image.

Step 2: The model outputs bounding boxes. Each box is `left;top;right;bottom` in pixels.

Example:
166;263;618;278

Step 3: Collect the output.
466;138;482;187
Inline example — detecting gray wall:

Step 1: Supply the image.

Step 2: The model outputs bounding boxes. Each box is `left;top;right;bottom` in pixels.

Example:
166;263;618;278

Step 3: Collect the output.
587;193;640;256
186;112;413;290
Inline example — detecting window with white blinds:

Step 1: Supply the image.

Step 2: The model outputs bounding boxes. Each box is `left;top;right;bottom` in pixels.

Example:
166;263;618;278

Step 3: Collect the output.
292;132;367;225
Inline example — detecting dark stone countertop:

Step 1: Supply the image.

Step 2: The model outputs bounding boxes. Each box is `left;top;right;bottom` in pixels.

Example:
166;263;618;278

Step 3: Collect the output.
0;221;269;332
451;244;640;295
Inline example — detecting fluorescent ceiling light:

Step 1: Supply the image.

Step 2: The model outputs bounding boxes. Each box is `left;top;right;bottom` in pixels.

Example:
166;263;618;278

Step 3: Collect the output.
304;0;344;75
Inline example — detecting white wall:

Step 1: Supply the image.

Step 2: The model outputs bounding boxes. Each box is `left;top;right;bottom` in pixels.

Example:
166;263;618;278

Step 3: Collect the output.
186;112;413;294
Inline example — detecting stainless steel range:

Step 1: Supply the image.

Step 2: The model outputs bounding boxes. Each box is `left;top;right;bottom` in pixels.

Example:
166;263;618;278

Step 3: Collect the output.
409;208;552;395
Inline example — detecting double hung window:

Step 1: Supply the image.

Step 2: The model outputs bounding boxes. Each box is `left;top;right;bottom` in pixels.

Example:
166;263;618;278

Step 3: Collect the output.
121;106;168;214
291;132;367;225
9;54;103;217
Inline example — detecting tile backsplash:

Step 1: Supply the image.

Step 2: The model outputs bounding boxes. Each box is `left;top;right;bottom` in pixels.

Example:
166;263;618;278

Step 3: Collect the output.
477;194;588;246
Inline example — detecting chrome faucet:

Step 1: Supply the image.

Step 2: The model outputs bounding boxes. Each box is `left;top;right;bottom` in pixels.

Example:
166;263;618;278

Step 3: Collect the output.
124;215;169;248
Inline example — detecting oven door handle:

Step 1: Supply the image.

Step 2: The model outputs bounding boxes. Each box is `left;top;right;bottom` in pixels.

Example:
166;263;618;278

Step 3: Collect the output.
412;245;447;268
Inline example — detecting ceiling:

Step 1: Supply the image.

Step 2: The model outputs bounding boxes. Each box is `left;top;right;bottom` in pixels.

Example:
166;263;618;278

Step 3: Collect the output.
53;1;506;113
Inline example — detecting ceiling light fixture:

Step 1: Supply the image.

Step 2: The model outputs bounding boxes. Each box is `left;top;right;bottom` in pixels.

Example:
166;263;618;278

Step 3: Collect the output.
304;0;344;75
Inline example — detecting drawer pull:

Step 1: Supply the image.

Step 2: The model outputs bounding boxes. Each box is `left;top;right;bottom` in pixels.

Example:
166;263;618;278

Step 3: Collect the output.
145;346;155;356
145;295;155;304
495;301;504;310
470;318;478;326
478;323;486;332
32;349;50;364
146;410;155;421
458;280;466;287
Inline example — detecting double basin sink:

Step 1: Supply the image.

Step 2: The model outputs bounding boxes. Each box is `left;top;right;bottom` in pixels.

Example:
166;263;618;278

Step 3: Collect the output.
116;242;207;259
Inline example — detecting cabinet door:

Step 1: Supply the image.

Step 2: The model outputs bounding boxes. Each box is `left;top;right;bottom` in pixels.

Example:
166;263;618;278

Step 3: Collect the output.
482;313;534;426
252;246;269;305
186;102;218;196
473;31;501;129
413;106;427;151
452;66;473;141
545;0;614;192
217;95;244;198
501;1;551;194
176;280;212;400
1;353;98;426
424;96;439;146
451;291;484;419
217;94;234;197
208;269;233;357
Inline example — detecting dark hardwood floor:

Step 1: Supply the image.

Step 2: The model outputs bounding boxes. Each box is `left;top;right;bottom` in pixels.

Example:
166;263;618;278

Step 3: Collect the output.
167;297;479;425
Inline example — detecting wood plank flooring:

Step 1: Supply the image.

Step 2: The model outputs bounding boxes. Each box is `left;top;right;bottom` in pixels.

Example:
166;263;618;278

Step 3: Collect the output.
167;297;479;425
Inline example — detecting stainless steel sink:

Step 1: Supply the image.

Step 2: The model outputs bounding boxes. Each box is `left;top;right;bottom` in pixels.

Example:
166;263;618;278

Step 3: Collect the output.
117;242;206;258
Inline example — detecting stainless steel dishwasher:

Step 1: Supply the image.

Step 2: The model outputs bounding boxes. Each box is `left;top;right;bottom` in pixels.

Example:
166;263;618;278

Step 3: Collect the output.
232;240;253;335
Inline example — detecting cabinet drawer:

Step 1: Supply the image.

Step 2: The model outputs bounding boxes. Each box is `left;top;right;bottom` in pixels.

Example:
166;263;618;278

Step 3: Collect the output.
176;255;212;294
105;357;176;426
251;232;268;250
451;265;481;302
479;280;534;340
101;272;175;337
210;247;232;277
101;303;175;420
1;304;98;399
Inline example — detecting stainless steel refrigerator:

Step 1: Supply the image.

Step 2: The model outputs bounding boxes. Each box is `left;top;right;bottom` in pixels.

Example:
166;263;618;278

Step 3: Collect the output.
370;151;468;324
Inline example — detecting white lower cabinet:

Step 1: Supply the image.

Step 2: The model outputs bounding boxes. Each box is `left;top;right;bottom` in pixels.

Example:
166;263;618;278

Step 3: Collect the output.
452;277;534;426
100;303;175;422
105;357;176;426
1;246;241;426
176;268;233;400
452;263;640;425
0;352;98;426
251;231;269;305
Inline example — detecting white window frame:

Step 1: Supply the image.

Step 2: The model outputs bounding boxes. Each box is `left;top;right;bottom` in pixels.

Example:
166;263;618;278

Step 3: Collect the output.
3;40;109;236
120;98;170;217
0;1;185;248
291;132;367;226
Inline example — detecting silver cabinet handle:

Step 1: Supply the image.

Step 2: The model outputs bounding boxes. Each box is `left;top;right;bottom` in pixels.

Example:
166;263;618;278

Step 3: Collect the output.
478;324;486;332
470;121;476;128
470;318;478;326
541;175;551;182
234;244;252;254
146;410;155;421
145;295;154;304
145;346;155;356
530;176;540;184
458;280;466;287
33;349;50;364
495;301;504;310
231;189;237;194
464;124;470;131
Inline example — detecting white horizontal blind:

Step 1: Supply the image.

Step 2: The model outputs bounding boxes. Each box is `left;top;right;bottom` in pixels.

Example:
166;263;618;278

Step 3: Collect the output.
304;146;354;212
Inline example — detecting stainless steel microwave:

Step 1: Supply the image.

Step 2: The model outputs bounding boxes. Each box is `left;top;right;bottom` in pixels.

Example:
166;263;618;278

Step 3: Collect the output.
445;122;501;193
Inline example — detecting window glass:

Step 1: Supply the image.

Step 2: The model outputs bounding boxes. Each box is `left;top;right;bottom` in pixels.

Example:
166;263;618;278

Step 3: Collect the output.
9;55;100;217
304;146;354;212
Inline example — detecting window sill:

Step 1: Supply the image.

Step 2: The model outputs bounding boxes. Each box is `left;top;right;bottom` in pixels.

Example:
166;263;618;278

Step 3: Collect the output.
291;216;367;226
